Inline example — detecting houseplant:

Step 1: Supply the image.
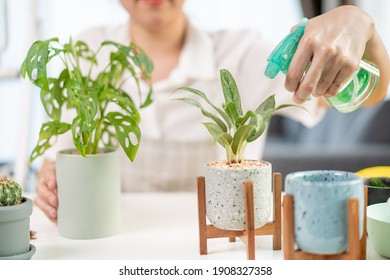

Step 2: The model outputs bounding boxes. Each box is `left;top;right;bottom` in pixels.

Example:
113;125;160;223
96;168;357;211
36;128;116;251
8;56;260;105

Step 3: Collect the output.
364;177;390;205
21;38;153;238
0;176;35;259
174;69;303;230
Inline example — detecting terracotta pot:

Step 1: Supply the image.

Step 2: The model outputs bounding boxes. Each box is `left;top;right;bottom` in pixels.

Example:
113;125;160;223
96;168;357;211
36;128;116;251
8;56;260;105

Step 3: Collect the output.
205;160;272;230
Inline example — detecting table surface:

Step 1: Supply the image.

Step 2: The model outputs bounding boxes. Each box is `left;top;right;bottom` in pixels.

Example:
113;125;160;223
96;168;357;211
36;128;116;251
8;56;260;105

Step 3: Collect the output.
28;192;385;260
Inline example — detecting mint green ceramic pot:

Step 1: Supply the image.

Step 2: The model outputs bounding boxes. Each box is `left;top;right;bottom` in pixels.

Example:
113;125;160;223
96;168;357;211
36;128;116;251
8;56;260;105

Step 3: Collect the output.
56;148;121;239
367;202;390;258
0;198;35;259
285;170;364;254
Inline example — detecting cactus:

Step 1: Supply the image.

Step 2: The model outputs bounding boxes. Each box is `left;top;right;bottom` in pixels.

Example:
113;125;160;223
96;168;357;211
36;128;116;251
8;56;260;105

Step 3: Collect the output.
0;176;23;206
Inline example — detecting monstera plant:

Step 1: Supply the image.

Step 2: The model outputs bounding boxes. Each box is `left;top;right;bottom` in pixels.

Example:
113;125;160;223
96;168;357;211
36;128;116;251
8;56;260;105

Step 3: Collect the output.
21;38;153;162
21;37;153;239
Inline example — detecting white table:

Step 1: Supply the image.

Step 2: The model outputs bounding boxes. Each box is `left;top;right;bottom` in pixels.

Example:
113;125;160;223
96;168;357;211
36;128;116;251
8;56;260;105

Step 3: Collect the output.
29;192;384;260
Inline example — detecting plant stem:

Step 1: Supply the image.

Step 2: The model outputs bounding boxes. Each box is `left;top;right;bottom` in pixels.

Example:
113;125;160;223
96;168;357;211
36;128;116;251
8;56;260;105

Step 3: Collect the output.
91;102;108;153
85;45;103;88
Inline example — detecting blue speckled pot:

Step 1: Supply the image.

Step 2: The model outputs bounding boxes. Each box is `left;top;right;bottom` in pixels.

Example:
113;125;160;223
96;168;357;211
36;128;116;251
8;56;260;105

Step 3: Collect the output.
285;170;364;254
205;160;272;230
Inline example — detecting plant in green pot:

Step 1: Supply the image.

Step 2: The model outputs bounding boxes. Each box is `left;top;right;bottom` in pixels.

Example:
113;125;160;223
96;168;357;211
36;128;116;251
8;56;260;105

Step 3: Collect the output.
0;177;35;259
21;38;153;239
174;69;304;230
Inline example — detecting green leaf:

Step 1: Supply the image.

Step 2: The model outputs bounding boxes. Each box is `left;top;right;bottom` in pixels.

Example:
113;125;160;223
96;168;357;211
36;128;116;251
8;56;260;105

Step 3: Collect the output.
39;70;69;120
235;110;256;128
65;78;99;123
100;88;141;123
71;116;96;157
203;122;232;148
223;102;239;124
102;41;154;111
140;86;154;109
174;97;227;132
254;94;276;116
220;69;242;116
20;38;61;91
247;114;267;142
102;41;142;98
29;121;71;163
129;42;154;80
106;112;141;162
174;87;233;130
369;178;390;188
231;125;252;156
100;122;118;147
275;103;310;114
73;40;97;64
102;40;154;81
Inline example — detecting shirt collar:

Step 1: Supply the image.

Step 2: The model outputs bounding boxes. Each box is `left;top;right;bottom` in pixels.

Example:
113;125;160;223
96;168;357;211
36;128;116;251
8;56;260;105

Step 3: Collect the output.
171;21;218;82
124;20;218;90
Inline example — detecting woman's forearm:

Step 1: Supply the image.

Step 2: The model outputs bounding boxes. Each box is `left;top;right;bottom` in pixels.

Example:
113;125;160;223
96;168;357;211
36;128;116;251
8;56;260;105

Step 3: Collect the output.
363;28;390;106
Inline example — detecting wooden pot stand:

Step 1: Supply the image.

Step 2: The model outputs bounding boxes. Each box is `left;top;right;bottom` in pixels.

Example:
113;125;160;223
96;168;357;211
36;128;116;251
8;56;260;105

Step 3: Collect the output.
282;187;368;260
197;173;282;260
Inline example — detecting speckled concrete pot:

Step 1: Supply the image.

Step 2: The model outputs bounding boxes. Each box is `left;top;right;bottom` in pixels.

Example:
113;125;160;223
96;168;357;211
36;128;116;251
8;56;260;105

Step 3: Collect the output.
285;170;364;254
205;160;272;230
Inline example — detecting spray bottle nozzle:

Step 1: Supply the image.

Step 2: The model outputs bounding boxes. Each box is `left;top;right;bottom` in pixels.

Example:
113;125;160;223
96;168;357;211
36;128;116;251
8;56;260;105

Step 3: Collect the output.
264;18;308;79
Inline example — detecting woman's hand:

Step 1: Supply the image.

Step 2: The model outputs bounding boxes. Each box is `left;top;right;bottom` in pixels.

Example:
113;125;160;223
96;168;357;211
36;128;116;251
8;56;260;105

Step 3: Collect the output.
34;159;58;223
285;5;376;104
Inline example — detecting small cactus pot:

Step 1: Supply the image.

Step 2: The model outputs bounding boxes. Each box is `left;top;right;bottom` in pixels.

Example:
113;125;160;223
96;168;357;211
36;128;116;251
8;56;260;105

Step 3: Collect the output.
205;160;272;230
0;198;35;260
56;148;121;239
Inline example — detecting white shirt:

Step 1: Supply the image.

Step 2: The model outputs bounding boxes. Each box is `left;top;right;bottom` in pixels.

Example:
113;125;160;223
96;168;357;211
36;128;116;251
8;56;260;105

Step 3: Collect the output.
47;21;325;192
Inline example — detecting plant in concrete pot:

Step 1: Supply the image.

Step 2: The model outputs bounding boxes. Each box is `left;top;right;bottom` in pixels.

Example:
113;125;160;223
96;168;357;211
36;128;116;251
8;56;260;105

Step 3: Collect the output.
0;177;35;259
175;69;303;230
21;38;153;239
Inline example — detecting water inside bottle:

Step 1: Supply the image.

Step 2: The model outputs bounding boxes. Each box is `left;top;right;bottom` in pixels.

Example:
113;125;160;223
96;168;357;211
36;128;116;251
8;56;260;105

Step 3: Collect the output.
326;60;380;113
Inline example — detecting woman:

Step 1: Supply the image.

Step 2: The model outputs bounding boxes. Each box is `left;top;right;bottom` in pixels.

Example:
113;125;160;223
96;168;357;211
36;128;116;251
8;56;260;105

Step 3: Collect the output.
35;0;390;222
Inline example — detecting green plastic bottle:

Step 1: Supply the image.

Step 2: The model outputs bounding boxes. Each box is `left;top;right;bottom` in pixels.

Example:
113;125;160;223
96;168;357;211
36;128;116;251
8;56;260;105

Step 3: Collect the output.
264;18;380;113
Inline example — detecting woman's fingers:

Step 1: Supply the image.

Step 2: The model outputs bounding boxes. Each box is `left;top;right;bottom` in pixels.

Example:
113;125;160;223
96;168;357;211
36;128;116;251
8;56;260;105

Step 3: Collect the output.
36;177;58;207
285;38;313;94
285;31;360;103
34;183;58;223
35;160;58;223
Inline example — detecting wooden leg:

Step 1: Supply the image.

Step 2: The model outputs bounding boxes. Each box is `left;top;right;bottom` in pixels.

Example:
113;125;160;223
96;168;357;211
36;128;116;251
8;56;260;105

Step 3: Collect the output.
196;174;284;259
282;193;363;260
360;186;368;260
347;198;360;259
197;176;208;255
283;195;295;260
244;181;255;260
273;173;282;250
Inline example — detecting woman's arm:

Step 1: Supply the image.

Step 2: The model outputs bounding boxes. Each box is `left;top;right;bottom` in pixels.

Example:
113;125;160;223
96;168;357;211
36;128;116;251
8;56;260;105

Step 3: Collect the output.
361;27;390;106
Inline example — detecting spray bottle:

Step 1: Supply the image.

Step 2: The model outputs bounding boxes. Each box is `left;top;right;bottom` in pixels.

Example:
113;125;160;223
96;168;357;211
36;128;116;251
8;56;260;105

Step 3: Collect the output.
264;18;380;113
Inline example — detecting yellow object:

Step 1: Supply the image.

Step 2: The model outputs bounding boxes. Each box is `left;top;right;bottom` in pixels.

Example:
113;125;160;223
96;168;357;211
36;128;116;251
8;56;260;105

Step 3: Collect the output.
355;166;390;178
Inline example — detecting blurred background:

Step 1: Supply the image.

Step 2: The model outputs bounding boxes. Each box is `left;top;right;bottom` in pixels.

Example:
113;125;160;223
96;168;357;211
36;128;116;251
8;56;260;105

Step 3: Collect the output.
0;0;389;191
